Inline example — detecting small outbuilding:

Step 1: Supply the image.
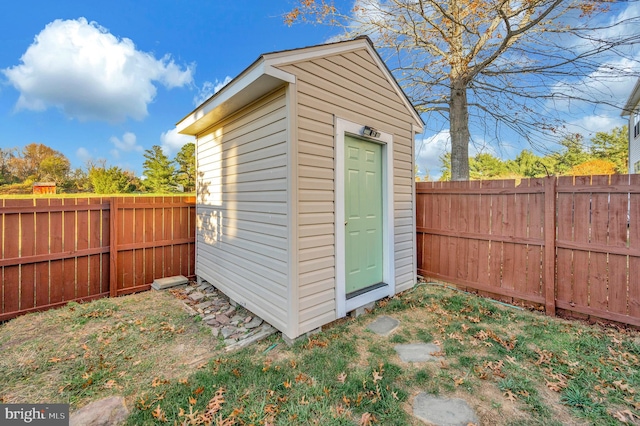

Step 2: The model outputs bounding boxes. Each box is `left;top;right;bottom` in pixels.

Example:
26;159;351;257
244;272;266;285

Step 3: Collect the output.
32;182;56;194
176;36;424;340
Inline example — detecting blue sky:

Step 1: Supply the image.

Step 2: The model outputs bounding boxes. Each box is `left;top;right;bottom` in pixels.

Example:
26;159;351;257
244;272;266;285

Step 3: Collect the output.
0;1;637;179
0;1;343;175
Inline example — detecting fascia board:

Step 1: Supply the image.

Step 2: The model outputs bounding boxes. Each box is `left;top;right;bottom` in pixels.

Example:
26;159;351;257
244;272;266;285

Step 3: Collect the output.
176;61;295;135
622;78;640;117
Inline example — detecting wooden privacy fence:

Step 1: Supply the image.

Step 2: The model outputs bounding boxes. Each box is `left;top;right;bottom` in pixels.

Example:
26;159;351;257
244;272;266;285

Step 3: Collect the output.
416;175;640;327
0;196;195;320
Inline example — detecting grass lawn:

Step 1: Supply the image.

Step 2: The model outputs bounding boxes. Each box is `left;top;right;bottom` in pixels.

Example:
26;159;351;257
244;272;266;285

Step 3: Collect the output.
1;283;639;425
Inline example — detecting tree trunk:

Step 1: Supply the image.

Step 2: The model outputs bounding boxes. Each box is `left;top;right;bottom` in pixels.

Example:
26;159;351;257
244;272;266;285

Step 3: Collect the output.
450;79;470;181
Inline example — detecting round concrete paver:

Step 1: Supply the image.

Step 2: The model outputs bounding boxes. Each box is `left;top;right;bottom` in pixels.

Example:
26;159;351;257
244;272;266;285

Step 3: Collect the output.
394;343;442;362
366;315;399;336
413;393;478;426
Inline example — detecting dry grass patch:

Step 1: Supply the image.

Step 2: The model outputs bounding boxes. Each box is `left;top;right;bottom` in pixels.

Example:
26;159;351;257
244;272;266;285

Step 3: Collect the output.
0;290;218;409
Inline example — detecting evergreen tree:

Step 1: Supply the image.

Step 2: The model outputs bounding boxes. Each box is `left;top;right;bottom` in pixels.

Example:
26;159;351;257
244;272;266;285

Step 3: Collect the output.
142;145;176;193
175;142;195;192
506;150;556;178
553;135;591;175
590;125;628;174
469;153;508;180
89;166;136;194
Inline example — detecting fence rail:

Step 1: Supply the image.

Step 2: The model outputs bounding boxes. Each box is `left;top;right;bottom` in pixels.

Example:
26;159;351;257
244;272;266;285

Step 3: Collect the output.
416;175;640;327
0;196;195;320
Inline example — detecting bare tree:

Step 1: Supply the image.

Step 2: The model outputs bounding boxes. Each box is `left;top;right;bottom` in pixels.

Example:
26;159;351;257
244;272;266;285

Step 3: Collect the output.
286;0;640;179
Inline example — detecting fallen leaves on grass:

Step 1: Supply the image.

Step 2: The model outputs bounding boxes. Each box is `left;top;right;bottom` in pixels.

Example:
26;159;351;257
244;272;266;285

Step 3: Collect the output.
304;337;328;349
613;409;639;423
359;412;377;425
504;390;517;401
151;405;167;422
151;377;169;387
534;349;554;366
337;372;347;383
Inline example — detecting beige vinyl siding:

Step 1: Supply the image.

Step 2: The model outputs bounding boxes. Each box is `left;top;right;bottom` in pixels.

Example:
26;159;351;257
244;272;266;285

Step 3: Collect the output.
196;88;290;333
278;48;417;333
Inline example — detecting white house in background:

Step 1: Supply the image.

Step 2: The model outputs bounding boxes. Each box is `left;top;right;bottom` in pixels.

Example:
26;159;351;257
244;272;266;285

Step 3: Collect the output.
176;37;424;340
623;78;640;174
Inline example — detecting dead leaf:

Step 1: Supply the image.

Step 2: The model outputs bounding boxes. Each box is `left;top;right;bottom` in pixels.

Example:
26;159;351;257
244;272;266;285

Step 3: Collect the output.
103;380;116;389
194;386;204;395
283;380;292;389
372;370;383;383
151;405;167;422
503;390;517;401
359;412;377;426
205;388;225;415
48;357;62;363
188;396;197;405
454;377;465;387
613;409;638;423
337;372;347;383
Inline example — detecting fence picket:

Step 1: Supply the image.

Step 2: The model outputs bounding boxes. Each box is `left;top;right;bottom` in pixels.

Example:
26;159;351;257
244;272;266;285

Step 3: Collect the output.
1;196;195;320
417;175;640;327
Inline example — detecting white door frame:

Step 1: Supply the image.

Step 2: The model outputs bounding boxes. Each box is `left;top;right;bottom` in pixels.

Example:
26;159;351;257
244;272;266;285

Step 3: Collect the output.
335;117;395;318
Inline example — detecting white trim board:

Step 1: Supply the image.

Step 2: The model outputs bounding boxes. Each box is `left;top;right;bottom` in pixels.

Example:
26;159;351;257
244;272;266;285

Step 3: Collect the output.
335;117;395;318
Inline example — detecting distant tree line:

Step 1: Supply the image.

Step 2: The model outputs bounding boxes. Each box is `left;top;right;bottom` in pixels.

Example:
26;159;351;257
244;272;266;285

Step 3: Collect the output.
424;126;628;182
0;143;195;195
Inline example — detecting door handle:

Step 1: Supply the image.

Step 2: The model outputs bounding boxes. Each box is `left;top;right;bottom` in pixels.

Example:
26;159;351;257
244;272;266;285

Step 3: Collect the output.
345;221;348;226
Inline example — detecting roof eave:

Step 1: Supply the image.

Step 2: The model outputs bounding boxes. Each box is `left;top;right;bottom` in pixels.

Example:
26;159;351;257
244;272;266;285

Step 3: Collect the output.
176;60;295;136
622;78;640;117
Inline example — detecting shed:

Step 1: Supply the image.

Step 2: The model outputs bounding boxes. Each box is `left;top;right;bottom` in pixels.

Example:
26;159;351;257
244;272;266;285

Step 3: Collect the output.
33;182;56;195
176;37;424;340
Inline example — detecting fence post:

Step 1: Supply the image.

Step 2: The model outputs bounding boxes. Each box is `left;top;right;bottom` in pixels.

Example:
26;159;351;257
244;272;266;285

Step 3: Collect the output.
544;176;556;316
109;197;118;298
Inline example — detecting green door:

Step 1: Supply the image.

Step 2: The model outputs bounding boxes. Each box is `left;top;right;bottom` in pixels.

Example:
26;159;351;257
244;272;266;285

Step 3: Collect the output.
345;135;383;294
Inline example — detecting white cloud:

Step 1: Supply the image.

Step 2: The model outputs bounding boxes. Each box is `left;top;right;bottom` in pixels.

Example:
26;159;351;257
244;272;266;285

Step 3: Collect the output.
193;76;233;106
2;17;194;122
76;147;93;164
109;132;143;159
415;130;450;179
161;127;193;156
565;114;626;139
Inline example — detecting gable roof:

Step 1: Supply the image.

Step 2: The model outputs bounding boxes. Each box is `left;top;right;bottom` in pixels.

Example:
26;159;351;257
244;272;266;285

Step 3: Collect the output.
177;37;424;135
623;77;640;117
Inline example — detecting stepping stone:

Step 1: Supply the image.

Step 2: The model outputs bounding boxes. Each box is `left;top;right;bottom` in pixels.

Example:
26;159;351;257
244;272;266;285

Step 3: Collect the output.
394;343;442;363
230;314;244;324
245;317;263;329
413;393;478;426
152;275;188;290
70;396;129;426
196;301;215;310
202;314;216;322
221;326;236;339
216;314;230;325
189;292;205;302
225;325;277;352
366;315;399;336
